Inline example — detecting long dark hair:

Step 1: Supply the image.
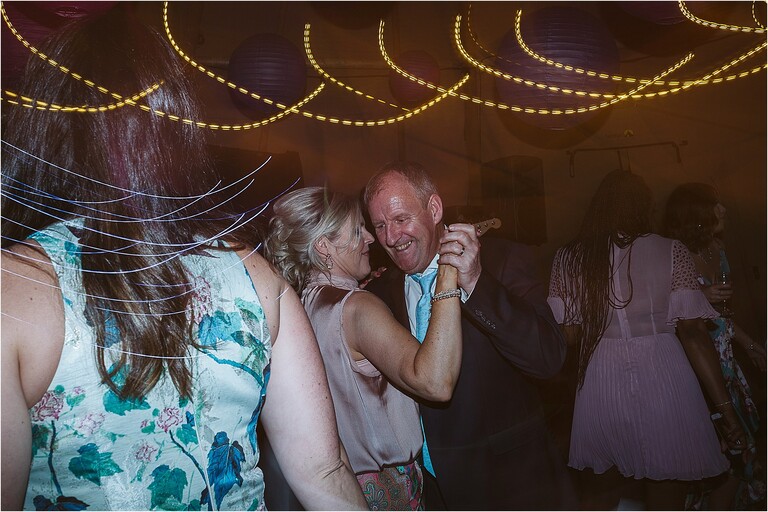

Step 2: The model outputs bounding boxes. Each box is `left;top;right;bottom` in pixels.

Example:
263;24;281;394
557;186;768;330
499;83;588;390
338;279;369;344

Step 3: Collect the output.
1;7;257;400
558;170;653;388
663;183;719;253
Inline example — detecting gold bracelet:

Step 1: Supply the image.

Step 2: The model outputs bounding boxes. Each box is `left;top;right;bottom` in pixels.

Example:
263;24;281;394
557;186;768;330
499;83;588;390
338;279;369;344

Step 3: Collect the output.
713;400;732;409
431;288;461;304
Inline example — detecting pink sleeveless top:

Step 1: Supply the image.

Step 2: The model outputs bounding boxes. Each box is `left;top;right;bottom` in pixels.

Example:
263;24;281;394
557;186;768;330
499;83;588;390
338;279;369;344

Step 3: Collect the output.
301;272;422;474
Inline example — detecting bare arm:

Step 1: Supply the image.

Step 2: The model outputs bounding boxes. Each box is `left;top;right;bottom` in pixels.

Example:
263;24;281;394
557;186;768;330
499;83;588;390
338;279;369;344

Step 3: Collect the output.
240;251;365;510
1;245;65;510
677;318;746;449
345;263;461;402
1;326;32;511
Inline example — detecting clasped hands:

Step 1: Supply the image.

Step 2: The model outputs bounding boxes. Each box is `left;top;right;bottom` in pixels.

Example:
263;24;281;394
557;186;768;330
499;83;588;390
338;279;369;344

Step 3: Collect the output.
437;223;482;297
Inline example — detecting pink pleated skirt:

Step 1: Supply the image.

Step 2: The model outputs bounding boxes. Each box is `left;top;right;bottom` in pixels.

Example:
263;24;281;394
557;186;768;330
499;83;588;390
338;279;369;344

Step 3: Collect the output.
570;333;729;480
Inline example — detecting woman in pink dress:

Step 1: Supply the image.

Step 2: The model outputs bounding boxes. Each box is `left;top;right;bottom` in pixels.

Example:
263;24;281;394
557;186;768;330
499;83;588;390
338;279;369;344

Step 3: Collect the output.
548;170;745;509
264;187;462;510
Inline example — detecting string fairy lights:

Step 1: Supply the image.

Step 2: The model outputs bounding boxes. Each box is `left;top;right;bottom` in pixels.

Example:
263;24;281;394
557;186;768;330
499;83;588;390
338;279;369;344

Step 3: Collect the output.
162;1;329;128
1;1;765;361
0;0;327;129
456;15;623;100
463;5;766;90
454;15;694;114
379;19;571;113
679;0;766;33
165;2;470;126
303;23;408;111
0;1;169;110
1;2;297;360
1;84;163;113
508;9;767;92
373;20;503;108
382;15;759;114
6;1;760;128
1;3;298;322
753;1;766;29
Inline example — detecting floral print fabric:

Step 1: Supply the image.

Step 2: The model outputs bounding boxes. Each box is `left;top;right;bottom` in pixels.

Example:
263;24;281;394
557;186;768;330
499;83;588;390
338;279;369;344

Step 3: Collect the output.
355;460;424;511
25;220;271;511
691;252;765;509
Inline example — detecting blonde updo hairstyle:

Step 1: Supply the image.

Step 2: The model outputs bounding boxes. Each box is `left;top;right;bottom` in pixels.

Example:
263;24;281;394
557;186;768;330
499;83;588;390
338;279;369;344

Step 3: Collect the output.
265;187;364;292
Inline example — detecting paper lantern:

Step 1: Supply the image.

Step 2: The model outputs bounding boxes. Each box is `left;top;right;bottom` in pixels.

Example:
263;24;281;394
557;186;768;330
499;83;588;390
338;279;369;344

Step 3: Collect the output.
618;1;686;25
1;2;117;89
227;33;308;118
495;6;620;131
600;2;718;57
389;50;440;108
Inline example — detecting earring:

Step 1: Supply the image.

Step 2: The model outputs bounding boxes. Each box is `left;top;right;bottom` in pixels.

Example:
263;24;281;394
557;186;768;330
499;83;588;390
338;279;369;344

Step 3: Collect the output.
324;253;334;270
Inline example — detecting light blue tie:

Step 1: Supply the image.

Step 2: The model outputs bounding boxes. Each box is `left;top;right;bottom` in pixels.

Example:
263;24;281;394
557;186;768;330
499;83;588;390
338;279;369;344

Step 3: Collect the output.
410;269;438;476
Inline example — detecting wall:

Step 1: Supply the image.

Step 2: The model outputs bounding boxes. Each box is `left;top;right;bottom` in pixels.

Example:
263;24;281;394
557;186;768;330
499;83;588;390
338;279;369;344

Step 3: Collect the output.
154;1;767;339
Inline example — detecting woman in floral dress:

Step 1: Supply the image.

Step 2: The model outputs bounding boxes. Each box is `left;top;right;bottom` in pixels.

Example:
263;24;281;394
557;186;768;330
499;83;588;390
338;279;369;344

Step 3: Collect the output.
0;10;366;511
666;182;766;510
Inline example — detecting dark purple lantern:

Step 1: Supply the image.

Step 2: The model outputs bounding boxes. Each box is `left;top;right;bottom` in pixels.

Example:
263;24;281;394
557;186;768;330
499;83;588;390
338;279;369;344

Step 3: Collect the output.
1;2;117;89
227;33;308;119
601;2;721;57
495;6;620;131
618;1;687;25
389;50;440;108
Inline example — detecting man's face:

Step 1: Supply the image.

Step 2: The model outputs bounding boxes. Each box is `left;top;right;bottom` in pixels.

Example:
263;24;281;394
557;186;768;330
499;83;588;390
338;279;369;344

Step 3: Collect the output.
367;174;442;275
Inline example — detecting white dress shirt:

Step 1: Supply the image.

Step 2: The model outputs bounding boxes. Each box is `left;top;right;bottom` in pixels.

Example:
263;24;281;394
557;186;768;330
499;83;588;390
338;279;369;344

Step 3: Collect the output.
404;253;469;336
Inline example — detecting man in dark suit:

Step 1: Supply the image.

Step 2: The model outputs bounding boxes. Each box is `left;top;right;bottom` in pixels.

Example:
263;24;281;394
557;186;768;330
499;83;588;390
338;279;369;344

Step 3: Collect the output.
363;161;576;510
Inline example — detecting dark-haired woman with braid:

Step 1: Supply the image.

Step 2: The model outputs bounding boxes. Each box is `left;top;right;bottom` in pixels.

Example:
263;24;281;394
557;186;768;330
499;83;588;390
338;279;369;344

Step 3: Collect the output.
547;170;745;510
0;9;365;510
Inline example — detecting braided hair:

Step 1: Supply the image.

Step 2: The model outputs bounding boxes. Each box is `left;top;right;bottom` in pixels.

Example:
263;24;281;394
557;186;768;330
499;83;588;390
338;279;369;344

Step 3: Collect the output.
558;170;653;388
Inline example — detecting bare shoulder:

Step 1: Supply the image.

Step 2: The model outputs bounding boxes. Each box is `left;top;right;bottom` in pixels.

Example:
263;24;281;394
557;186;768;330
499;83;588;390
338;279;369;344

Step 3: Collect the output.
235;247;289;342
237;247;284;301
343;288;389;317
2;240;55;279
2;241;62;324
341;289;398;358
342;289;396;338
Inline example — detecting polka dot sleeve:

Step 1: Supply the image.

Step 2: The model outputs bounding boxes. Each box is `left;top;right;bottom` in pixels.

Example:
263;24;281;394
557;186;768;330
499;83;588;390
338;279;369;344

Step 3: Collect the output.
668;240;719;325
